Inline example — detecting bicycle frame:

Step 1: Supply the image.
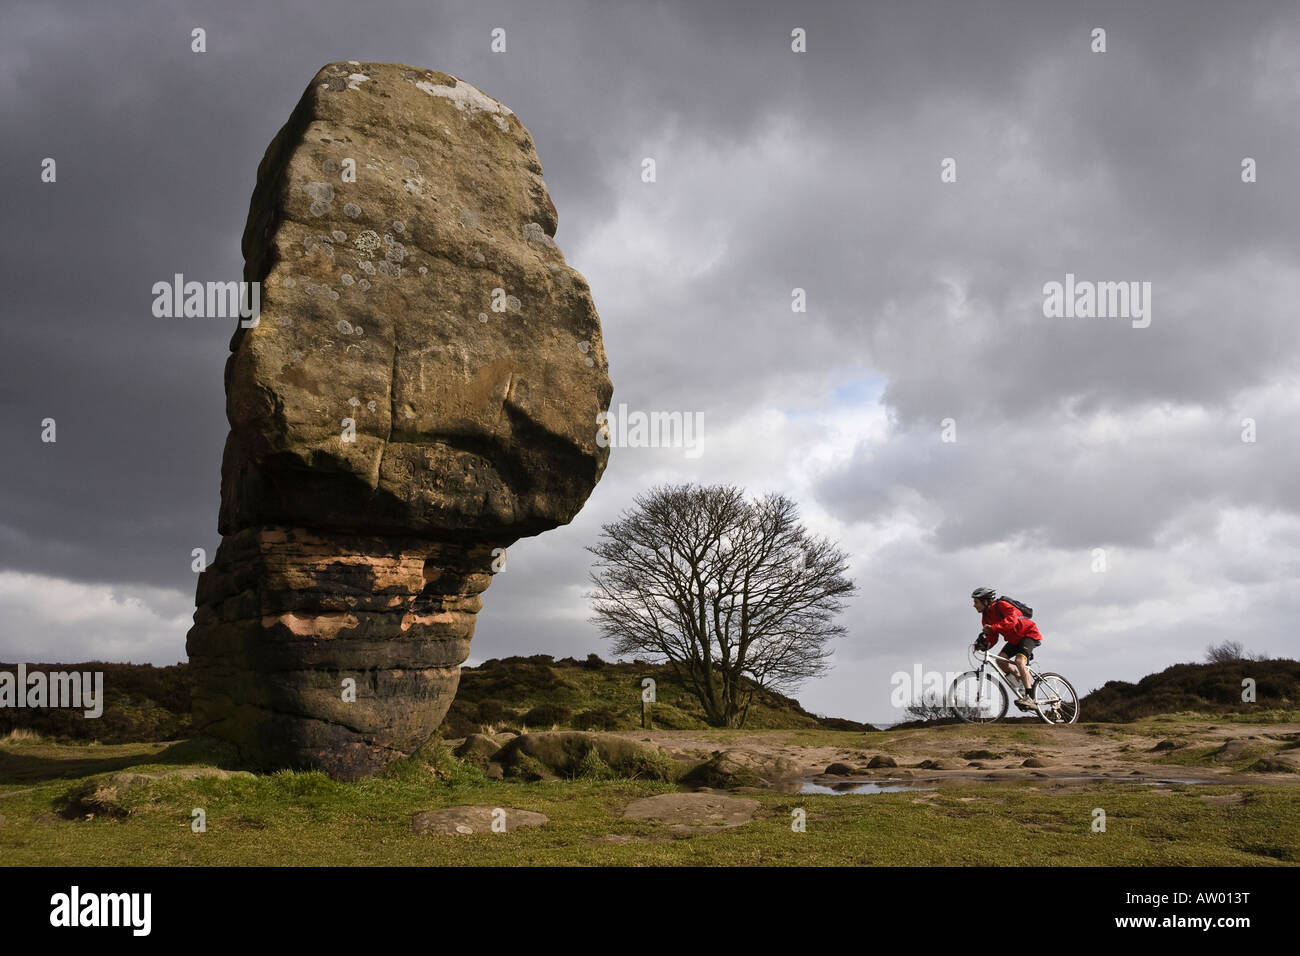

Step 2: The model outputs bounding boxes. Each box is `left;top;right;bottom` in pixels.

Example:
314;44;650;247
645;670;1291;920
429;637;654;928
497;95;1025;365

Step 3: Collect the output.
955;648;1070;719
971;648;1039;694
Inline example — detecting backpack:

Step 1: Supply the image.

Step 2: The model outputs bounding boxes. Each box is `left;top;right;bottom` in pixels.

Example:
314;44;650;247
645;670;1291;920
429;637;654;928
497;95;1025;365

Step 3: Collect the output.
998;596;1034;619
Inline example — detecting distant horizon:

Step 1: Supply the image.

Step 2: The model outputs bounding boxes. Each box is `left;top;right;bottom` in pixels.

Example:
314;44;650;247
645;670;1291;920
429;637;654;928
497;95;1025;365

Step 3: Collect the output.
5;646;1289;732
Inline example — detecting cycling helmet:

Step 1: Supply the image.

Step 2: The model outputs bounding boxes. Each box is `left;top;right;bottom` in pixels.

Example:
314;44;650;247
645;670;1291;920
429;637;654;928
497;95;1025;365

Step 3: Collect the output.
971;586;997;602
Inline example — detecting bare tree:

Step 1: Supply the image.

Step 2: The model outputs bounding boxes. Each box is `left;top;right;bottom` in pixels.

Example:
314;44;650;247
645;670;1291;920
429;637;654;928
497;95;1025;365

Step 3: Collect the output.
587;484;856;727
1205;640;1248;664
904;691;952;723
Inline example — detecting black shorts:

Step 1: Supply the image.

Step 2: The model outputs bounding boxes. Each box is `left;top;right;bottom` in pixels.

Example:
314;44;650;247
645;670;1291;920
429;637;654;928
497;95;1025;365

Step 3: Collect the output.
999;639;1040;661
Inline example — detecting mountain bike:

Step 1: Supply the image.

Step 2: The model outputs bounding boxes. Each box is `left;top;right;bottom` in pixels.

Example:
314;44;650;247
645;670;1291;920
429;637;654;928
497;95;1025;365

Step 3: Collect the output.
947;642;1079;724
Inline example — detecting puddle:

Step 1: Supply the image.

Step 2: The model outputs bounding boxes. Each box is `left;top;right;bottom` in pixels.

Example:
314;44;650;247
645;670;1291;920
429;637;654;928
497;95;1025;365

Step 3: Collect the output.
800;780;935;795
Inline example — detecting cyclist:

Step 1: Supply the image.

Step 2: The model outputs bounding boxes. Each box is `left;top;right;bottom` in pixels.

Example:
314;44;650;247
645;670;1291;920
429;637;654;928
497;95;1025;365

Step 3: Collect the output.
970;587;1041;711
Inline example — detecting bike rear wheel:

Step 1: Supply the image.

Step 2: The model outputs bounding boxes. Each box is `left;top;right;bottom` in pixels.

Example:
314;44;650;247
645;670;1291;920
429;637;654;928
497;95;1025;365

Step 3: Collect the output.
1031;673;1079;724
948;671;1008;723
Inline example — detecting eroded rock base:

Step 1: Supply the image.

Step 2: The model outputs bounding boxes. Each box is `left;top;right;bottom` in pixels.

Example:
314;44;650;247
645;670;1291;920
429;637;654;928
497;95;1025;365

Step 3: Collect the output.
187;526;498;779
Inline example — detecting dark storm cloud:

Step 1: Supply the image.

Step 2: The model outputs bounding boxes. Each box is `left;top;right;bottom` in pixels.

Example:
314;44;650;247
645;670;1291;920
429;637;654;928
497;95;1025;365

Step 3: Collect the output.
816;399;1300;551
1;1;1296;715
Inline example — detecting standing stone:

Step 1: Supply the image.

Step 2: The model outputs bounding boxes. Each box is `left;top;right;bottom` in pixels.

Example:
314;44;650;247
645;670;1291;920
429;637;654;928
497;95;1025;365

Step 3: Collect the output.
186;62;612;779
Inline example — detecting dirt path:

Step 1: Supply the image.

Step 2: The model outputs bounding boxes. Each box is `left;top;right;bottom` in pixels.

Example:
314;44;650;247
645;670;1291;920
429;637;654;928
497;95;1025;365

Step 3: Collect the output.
609;721;1300;789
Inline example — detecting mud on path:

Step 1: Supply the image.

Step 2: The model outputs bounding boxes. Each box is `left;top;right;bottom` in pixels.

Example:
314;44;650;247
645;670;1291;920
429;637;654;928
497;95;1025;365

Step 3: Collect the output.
606;721;1300;791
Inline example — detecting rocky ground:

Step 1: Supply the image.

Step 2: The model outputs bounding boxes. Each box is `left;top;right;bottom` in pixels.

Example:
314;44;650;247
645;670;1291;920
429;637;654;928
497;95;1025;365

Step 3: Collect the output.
598;721;1300;790
3;718;1297;864
430;720;1300;831
428;720;1300;832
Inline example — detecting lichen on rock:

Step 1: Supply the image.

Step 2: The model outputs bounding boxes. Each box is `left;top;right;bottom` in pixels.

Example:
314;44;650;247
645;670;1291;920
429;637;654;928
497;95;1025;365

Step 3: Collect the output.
186;62;612;780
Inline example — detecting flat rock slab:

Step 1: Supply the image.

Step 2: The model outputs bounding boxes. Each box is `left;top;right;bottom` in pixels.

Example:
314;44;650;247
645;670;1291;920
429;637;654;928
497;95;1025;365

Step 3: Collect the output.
681;749;801;788
411;805;547;835
587;833;674;844
1248;753;1300;773
917;759;965;770
1213;740;1250;763
622;792;759;828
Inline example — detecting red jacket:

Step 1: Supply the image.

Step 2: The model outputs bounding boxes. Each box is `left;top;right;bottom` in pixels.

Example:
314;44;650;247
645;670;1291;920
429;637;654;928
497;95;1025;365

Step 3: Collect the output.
982;600;1042;644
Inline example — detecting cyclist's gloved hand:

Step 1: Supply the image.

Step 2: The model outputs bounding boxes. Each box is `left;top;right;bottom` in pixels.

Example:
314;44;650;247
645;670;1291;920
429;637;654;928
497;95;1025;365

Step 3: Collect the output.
973;636;988;651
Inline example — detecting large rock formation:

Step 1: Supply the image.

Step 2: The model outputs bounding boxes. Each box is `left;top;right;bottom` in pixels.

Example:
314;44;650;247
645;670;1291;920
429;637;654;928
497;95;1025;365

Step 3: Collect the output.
186;62;611;779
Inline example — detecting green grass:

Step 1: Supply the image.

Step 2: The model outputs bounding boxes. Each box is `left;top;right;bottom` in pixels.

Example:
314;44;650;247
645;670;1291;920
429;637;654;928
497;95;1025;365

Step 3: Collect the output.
2;737;1297;866
1152;744;1278;774
444;655;869;736
1204;709;1300;724
1150;745;1222;767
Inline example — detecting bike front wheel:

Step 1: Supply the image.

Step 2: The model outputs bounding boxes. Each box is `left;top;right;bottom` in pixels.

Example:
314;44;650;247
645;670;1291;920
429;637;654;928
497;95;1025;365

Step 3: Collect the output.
948;670;1008;723
1032;673;1079;724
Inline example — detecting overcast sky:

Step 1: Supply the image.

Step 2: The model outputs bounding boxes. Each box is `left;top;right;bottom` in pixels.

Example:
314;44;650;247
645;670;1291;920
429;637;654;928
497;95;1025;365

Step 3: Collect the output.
2;0;1297;724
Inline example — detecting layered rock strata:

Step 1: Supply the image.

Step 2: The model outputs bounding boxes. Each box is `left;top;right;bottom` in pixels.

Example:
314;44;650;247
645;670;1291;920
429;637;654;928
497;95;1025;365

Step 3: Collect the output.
186;62;611;778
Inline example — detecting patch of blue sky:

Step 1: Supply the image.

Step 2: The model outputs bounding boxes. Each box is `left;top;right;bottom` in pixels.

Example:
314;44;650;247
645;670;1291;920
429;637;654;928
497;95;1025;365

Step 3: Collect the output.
779;375;887;419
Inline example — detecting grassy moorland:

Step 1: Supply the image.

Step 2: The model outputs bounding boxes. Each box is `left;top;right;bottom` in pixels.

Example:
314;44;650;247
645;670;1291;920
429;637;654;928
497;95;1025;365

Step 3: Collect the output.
2;658;1297;865
0;655;873;745
1;713;1297;866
